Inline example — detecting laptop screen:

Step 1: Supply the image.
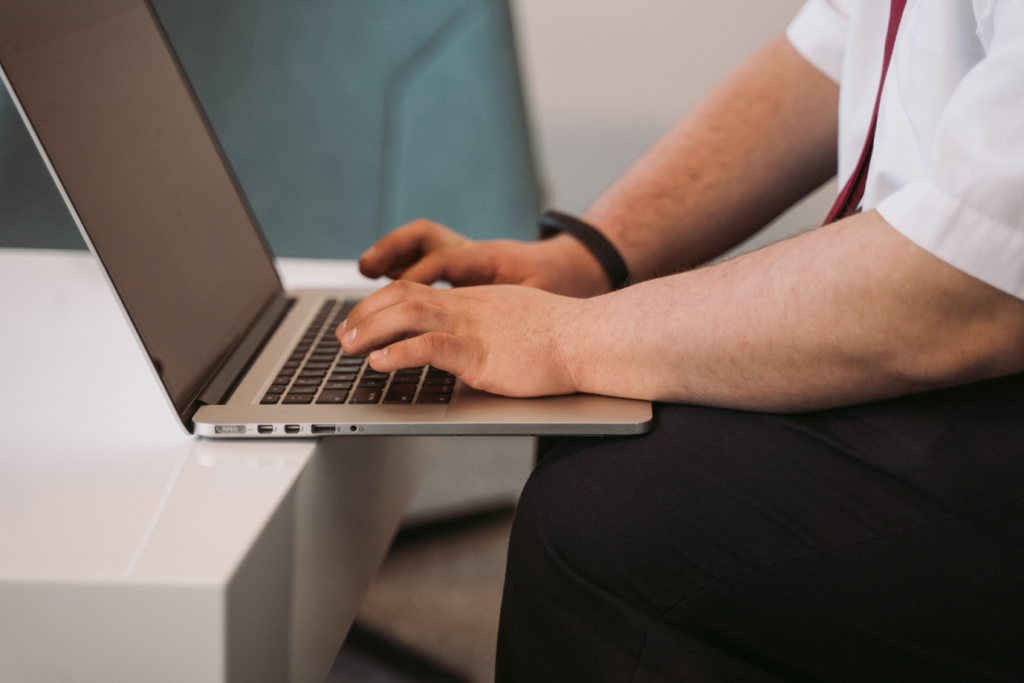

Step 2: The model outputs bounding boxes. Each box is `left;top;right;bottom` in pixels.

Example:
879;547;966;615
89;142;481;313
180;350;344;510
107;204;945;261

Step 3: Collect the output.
0;0;282;415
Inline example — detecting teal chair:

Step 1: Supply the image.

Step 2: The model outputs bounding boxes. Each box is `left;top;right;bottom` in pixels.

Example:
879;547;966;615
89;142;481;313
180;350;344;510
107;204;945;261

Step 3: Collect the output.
0;0;540;255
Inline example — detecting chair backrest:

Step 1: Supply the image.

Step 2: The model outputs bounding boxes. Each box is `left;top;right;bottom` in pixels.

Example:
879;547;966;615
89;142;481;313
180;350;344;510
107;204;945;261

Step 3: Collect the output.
0;0;539;258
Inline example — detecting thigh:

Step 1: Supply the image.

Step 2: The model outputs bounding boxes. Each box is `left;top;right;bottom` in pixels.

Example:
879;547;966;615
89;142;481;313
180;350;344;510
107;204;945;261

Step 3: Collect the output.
497;372;1024;682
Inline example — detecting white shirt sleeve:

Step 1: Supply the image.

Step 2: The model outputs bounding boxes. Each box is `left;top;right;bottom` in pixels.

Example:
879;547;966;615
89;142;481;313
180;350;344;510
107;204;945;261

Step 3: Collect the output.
877;1;1024;299
785;0;854;84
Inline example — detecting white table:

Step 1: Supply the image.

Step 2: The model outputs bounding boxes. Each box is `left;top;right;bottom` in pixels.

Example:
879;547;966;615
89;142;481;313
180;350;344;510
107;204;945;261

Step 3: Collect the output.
0;249;434;683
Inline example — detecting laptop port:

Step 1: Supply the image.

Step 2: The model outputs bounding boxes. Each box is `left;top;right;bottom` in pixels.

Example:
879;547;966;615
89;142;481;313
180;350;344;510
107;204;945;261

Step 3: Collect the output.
311;424;337;435
215;425;246;435
257;425;274;435
284;424;301;434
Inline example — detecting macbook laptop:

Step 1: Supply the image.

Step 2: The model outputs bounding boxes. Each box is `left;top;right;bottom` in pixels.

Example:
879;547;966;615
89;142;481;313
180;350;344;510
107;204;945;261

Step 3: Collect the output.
0;0;652;438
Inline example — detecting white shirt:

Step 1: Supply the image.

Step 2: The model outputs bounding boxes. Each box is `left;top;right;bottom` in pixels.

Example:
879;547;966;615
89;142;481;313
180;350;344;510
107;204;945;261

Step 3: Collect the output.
787;0;1024;299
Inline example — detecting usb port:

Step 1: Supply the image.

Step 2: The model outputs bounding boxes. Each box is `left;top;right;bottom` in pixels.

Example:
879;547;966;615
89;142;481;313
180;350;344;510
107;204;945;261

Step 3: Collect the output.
311;424;337;435
257;425;274;435
284;424;301;434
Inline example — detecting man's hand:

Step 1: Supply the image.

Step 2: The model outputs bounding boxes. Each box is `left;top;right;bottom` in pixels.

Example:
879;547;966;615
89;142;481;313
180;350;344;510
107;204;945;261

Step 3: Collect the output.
338;280;582;397
338;212;1024;411
357;37;840;301
358;219;610;298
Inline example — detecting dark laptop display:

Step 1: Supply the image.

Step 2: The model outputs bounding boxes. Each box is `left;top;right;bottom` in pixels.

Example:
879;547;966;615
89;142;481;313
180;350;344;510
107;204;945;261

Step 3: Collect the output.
0;0;281;413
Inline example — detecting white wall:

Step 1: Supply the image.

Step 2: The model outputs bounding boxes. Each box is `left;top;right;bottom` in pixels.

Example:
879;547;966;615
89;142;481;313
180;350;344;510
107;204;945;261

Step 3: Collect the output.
511;0;836;257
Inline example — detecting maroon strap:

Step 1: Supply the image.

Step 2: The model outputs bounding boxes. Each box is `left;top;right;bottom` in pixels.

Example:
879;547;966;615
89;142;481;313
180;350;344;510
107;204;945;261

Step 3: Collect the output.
824;0;908;224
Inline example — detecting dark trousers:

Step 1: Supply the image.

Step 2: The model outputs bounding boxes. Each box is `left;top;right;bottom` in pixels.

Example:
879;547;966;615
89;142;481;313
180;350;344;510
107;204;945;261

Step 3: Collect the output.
496;373;1024;682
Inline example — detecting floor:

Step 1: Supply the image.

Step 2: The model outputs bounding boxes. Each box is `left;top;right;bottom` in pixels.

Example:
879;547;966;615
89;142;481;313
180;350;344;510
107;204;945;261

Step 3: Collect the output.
326;509;516;683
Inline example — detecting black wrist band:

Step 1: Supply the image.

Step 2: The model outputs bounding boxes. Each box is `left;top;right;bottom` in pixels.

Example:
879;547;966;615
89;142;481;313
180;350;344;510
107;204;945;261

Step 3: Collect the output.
539;210;630;290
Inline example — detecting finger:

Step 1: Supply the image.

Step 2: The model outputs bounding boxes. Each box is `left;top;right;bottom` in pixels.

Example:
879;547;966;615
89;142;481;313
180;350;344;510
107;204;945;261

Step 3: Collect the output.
341;300;455;356
397;248;496;287
335;280;438;340
391;250;451;285
359;219;467;279
367;332;472;379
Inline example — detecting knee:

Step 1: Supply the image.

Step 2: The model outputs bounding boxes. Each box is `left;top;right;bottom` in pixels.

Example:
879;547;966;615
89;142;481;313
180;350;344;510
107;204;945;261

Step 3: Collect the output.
506;437;633;587
507;441;581;568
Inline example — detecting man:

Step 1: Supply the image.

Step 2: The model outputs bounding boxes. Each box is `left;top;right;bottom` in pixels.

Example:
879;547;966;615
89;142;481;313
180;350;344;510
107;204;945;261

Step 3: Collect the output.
342;1;1024;679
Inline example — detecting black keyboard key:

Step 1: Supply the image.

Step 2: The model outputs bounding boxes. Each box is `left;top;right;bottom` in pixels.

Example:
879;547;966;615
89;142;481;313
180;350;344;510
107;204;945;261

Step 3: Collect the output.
299;370;328;379
424;377;455;386
304;362;331;370
261;393;281;405
426;367;452;376
419;384;453;395
283;393;314;404
275;370;295;382
270;383;290;393
416;394;451;404
283;360;301;368
350;387;382;404
342;354;366;360
390;378;419;386
293;378;322;386
316;390;350;405
395;368;424;376
288;385;318;394
384;385;415;404
358;379;387;388
324;381;353;391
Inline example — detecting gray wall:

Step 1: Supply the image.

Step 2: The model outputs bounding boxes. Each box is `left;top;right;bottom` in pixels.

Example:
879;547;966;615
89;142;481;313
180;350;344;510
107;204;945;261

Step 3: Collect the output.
511;0;835;258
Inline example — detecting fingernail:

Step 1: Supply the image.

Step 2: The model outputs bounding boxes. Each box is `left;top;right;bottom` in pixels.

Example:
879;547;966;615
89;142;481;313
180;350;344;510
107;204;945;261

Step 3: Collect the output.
370;348;388;362
360;246;377;260
342;328;356;346
337;319;347;336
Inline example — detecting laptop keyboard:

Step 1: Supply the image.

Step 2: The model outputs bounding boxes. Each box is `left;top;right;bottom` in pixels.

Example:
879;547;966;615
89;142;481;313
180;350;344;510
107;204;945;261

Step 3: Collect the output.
259;299;455;407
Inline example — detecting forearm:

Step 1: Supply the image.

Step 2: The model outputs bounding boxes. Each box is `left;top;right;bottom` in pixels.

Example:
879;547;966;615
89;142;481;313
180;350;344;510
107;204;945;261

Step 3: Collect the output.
564;212;1024;411
583;36;838;283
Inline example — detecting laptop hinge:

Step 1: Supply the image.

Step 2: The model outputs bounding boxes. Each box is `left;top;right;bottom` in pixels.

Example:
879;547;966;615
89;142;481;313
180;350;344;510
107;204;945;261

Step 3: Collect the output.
194;294;294;410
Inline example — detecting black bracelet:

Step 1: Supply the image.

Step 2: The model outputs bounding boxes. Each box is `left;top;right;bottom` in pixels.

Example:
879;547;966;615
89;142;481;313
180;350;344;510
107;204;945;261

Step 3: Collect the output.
539;210;630;290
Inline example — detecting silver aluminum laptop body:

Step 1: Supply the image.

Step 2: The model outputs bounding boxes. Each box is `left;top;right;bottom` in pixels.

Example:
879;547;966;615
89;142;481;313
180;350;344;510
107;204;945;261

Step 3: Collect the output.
0;0;652;438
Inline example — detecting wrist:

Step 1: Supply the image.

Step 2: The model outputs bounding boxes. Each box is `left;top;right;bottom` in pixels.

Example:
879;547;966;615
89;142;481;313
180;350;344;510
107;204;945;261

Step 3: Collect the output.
540;233;612;298
550;294;594;394
538;211;630;296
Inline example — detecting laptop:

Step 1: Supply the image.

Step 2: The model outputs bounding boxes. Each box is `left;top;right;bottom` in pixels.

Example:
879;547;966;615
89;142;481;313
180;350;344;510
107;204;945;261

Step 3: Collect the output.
0;0;652;438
